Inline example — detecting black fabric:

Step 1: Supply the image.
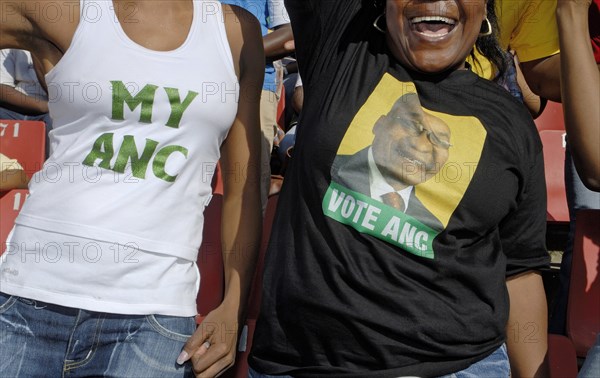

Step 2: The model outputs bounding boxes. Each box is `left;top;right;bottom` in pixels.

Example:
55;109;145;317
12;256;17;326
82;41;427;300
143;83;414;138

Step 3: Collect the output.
249;1;549;377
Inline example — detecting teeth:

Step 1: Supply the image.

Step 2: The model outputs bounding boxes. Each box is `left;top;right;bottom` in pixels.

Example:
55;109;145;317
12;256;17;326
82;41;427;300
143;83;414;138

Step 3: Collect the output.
400;155;424;167
411;16;456;25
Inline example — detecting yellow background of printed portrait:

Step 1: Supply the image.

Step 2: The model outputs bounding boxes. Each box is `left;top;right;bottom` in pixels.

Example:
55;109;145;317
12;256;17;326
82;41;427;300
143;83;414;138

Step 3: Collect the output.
336;73;487;227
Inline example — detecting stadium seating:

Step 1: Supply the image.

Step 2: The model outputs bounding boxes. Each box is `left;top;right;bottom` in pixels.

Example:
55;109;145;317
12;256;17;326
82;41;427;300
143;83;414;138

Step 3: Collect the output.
0;189;29;255
534;101;565;132
539;130;569;223
547;334;578;378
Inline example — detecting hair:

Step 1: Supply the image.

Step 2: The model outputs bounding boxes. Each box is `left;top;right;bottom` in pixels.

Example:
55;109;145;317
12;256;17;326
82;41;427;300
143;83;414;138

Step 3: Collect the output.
473;0;508;77
372;0;508;77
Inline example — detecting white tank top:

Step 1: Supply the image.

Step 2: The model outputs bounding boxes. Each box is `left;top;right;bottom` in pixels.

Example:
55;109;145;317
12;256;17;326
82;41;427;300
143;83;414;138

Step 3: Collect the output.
0;0;237;316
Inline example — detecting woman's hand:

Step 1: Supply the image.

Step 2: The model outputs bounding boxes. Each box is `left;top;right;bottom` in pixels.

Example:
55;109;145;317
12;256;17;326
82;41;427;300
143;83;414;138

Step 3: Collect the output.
178;304;240;377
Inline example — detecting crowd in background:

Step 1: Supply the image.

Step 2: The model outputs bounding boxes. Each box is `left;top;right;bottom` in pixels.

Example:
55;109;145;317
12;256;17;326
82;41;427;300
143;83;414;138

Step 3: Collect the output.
0;0;599;377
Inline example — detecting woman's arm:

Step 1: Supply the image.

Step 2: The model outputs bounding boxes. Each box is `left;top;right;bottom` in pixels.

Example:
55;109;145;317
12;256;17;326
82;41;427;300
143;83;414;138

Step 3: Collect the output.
557;0;600;191
0;0;35;49
0;0;78;75
506;271;549;378
0;84;48;115
263;24;294;62
178;5;264;377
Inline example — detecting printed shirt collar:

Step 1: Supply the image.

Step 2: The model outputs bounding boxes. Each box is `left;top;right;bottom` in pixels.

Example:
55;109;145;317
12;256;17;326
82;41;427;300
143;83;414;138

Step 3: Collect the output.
367;147;412;211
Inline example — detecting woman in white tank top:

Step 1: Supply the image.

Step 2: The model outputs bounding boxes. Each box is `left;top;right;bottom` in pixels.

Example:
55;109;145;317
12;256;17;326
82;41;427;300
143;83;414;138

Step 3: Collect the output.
0;1;264;377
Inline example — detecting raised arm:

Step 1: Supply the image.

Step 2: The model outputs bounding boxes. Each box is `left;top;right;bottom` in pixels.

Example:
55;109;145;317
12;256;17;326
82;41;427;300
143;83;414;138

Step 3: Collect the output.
557;0;600;191
284;0;364;85
178;5;264;377
0;0;78;75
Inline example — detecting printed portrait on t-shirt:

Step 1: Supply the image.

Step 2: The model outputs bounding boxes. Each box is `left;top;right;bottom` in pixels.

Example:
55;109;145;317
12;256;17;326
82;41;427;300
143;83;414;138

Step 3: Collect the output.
323;74;487;259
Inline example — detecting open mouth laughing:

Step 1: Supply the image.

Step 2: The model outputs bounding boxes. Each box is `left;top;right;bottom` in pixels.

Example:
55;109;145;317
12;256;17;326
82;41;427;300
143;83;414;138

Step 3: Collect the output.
410;15;457;38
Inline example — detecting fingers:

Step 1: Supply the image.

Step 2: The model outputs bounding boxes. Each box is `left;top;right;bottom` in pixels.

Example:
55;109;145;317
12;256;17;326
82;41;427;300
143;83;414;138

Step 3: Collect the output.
177;327;210;365
177;322;237;378
283;39;295;51
177;339;210;365
190;340;236;378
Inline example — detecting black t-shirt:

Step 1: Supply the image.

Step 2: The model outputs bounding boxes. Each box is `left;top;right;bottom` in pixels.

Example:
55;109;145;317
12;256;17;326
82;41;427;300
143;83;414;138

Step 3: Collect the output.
249;1;549;377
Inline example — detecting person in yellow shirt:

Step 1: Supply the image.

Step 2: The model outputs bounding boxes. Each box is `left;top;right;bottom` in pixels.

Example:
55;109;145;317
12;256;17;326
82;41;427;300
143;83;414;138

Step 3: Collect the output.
472;0;561;103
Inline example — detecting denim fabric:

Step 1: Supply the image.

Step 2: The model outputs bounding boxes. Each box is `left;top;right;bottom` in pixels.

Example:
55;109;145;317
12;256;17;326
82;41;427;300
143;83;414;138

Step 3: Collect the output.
579;334;600;378
248;344;509;378
437;344;509;378
549;148;600;335
0;292;195;377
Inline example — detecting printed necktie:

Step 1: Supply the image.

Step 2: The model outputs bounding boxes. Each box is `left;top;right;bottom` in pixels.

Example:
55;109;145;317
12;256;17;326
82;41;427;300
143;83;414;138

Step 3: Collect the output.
381;191;405;212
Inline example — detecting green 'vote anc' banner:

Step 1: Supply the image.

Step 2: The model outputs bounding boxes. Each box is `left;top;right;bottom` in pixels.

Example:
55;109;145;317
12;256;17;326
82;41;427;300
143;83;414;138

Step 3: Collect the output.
323;182;438;259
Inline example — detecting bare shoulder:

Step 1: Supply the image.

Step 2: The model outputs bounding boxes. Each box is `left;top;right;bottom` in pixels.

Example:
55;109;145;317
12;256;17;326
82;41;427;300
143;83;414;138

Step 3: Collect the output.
220;3;264;82
0;0;79;55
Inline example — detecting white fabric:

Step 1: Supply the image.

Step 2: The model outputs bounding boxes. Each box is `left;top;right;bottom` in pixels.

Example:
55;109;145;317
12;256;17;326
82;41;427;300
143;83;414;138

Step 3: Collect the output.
0;49;48;99
0;0;237;316
367;148;412;212
2;225;200;316
267;0;290;28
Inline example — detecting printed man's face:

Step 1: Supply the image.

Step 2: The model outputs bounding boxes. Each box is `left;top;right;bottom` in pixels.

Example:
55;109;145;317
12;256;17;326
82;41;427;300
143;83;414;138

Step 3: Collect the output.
372;94;451;190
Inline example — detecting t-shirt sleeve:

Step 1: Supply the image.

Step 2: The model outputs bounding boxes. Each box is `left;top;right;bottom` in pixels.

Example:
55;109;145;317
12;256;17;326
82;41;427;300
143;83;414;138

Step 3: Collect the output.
0;50;17;87
284;0;363;84
508;0;560;62
267;0;289;29
499;149;550;277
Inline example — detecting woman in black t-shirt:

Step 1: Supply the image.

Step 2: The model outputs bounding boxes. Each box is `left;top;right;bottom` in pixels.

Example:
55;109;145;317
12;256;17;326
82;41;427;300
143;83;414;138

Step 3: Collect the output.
249;1;549;377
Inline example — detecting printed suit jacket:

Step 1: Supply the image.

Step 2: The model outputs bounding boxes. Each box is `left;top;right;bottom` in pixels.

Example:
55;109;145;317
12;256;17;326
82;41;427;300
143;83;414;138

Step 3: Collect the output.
331;148;443;231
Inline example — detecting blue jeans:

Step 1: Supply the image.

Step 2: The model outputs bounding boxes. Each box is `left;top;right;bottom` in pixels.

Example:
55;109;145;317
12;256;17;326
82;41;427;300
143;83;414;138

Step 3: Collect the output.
579;334;600;378
248;343;509;378
0;292;195;377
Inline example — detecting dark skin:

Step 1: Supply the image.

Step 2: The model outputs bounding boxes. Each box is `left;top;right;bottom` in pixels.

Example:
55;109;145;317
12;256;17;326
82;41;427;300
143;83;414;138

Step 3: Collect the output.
0;1;264;377
520;55;562;103
383;1;549;376
557;0;600;191
0;84;48;116
264;24;294;62
500;0;600;186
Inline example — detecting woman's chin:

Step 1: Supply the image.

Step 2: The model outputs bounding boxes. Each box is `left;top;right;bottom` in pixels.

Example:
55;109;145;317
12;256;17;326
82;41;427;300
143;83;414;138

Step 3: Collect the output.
409;56;465;75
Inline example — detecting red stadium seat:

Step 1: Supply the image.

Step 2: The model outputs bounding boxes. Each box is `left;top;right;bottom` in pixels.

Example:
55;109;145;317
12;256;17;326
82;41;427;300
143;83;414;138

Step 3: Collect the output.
196;194;225;318
211;162;223;196
567;209;600;358
547;334;578;378
539;130;569;223
534;101;565;132
0;120;46;179
0;189;29;255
